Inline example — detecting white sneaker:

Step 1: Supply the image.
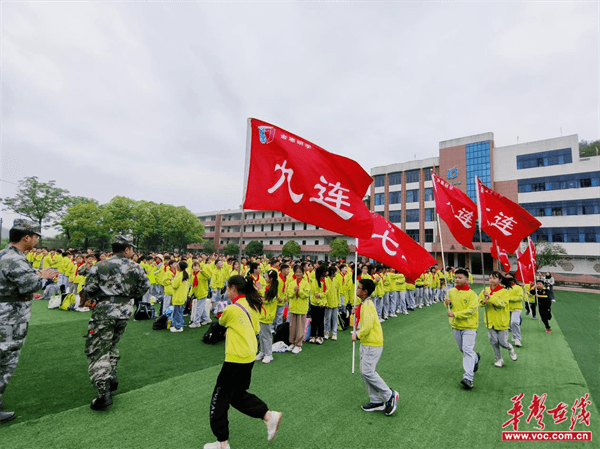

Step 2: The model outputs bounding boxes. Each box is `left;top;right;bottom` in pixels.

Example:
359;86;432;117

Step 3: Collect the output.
287;344;296;352
324;332;329;340
266;411;282;441
292;346;302;354
404;312;409;315
203;442;230;449
255;352;265;361
189;322;202;329
379;318;385;323
170;327;183;333
513;339;521;347
510;349;518;361
202;320;212;325
262;355;273;364
494;359;504;368
331;334;337;341
419;306;423;309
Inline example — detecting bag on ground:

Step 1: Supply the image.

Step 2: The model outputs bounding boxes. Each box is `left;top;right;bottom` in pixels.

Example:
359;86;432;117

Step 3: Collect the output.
134;302;155;321
202;322;227;345
152;314;168;330
48;294;61;309
273;322;290;346
59;293;76;311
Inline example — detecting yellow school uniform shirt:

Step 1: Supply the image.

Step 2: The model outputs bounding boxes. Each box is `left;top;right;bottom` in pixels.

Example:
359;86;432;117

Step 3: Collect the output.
163;269;176;296
220;297;260;363
508;285;524;311
357;298;383;347
326;276;341;308
446;287;479;330
478;286;510;330
286;276;311;315
190;269;211;299
310;278;328;307
171;271;191;306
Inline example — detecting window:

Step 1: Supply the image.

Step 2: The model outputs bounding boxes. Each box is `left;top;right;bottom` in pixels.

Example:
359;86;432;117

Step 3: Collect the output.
517;148;573;170
518;172;600;193
424;187;434;201
406;170;419;183
406;189;419;203
521;199;600;218
270;224;274;231
302;240;306;245
425;208;435;222
261;225;264;231
389;192;401;204
406;210;420;222
466;141;491;202
315;240;319;245
423;169;432;181
252;225;255;232
292;223;296;230
424;229;433;242
389;211;401;223
280;241;284;245
375;193;385;206
269;240;273;245
261;212;265;218
389;172;402;185
374;175;385;187
406;229;419;242
281;224;284;231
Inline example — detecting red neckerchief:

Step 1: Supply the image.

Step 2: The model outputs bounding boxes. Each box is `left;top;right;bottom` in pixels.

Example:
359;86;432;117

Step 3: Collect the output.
192;272;199;288
357;275;362;281
232;294;244;304
341;274;345;285
320;278;327;293
251;274;260;284
456;284;470;291
75;262;85;276
170;268;176;276
279;272;287;292
489;284;504;294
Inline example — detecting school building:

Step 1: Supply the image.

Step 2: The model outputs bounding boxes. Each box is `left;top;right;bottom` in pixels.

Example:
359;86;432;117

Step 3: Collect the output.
371;133;600;286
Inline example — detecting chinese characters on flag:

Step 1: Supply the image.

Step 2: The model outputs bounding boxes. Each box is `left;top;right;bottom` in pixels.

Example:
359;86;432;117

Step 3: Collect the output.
477;178;542;254
431;172;476;249
491;241;512;272
358;213;437;282
243;119;374;239
515;237;537;284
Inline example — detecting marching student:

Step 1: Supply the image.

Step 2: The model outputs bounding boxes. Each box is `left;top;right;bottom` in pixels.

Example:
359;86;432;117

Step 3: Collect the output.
414;273;425;308
309;265;328;344
204;275;282;449
444;269;480;390
505;273;524;347
372;266;385;320
189;262;212;328
424;269;433;306
324;266;340;341
287;264;311;354
530;280;553;333
170;261;190;333
523;282;537;319
352;278;399;416
395;271;408;315
479;272;517;368
256;270;277;364
405;279;416;311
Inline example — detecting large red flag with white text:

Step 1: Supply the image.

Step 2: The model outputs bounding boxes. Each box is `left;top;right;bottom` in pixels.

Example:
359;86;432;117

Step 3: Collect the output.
358;213;437;281
491;241;512;272
431;172;476;249
476;178;542;254
243;119;374;239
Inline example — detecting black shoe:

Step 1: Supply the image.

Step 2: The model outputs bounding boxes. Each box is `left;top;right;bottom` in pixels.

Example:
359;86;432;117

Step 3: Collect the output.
474;353;480;373
0;411;15;424
90;393;113;411
385;390;399;416
110;379;119;392
361;402;385;412
460;378;473;390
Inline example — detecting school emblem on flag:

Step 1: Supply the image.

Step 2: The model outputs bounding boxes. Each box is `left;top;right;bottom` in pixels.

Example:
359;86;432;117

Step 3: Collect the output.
257;126;276;144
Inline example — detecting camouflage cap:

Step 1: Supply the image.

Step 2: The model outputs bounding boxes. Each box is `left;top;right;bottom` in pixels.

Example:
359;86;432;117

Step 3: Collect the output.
113;235;136;249
12;219;42;236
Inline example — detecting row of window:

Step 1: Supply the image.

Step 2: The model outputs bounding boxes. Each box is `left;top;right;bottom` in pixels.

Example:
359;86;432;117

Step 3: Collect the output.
384;209;436;223
518;171;600;193
374;188;434;206
406;229;434;243
466;141;491;202
516;148;572;170
241;240;322;246
521;199;600;217
373;169;433;187
531;227;600;243
244;223;320;232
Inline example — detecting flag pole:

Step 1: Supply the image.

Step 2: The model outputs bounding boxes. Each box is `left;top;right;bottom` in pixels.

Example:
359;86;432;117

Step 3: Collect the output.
527;236;540;324
352;237;359;374
437;214;448;301
475;176;489;324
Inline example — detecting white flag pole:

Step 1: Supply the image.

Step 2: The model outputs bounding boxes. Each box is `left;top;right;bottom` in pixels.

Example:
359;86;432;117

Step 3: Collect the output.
475;176;489;325
352;237;359;374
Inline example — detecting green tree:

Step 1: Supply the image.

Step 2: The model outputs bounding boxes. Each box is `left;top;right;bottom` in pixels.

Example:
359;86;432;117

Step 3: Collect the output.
202;239;214;254
60;199;109;249
1;176;71;234
534;241;567;269
223;243;240;256
282;241;301;258
579;139;600;157
245;241;264;257
329;237;349;259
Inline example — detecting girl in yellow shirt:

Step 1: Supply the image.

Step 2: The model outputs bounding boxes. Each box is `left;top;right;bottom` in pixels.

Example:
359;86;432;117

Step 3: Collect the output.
170;261;190;333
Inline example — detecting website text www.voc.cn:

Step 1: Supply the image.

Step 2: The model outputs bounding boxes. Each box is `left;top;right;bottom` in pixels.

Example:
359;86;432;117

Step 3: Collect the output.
503;432;592;441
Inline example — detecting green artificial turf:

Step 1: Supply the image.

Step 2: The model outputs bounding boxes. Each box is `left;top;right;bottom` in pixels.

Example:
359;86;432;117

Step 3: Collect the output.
1;289;598;449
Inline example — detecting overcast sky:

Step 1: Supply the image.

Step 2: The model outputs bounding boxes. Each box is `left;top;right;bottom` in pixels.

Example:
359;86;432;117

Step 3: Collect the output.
1;1;598;234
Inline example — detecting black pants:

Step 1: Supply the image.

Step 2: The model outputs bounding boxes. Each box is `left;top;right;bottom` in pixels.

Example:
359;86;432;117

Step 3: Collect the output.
525;301;537;318
310;306;325;338
538;301;552;330
210;361;268;442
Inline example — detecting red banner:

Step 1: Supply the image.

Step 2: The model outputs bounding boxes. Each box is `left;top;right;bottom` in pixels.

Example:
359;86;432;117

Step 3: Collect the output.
243;119;374;239
516;239;536;284
477;178;542;254
491;241;512;272
431;172;477;249
358;213;437;282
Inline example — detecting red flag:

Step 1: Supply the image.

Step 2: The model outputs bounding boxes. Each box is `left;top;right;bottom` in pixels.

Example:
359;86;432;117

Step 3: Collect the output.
243;118;374;239
491;241;511;272
358;213;437;282
516;247;535;284
477;178;542;254
431;172;477;249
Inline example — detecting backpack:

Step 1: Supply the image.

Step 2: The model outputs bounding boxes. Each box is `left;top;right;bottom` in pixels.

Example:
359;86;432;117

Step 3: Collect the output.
273;322;290;346
338;305;352;331
134;302;155;321
48;294;62;309
152;314;168;330
59;293;76;311
202;322;227;345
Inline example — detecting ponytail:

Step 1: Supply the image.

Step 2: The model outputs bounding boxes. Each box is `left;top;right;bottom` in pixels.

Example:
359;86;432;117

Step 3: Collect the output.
227;275;262;312
178;261;189;282
265;270;278;302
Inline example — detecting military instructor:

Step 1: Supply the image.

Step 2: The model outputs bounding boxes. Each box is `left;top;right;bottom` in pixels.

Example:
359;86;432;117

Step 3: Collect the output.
0;219;57;424
83;235;149;411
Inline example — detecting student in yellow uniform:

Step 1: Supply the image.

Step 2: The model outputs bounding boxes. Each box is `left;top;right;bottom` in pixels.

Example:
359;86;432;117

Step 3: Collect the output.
424;269;433;306
72;254;85;294
248;262;267;297
256;270;278;364
351;278;398;416
309;265;328;344
504;273;524;347
324;266;340;341
162;260;177;313
189;262;213;327
169;261;190;333
204;275;282;449
273;264;290;329
286;264;311;354
211;260;228;304
479;272;517;368
372;266;385;320
444;268;480;390
414;273;425;308
523;282;537;319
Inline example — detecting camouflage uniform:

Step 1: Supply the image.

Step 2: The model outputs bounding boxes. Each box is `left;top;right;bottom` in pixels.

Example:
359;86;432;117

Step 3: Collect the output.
83;254;149;395
0;245;43;407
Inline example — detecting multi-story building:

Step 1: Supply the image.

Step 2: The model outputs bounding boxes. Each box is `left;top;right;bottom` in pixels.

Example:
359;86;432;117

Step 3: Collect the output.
190;209;355;260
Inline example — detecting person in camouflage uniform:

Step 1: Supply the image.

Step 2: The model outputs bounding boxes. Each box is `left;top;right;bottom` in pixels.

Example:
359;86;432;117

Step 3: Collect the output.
0;219;57;424
83;235;150;410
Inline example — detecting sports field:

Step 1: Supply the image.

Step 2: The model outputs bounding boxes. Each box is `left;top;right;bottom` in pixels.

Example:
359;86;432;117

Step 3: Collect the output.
1;287;598;449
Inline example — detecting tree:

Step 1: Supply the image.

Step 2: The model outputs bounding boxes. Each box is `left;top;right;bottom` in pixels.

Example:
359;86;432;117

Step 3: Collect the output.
329;237;349;260
60;199;109;249
282;241;301;258
245;241;264;257
223;243;240;256
202;239;214;254
1;176;71;233
534;241;567;269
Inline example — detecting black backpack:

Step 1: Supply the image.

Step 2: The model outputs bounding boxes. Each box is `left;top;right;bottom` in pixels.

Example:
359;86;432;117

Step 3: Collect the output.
202;322;227;345
338;305;352;331
152;314;168;330
273;322;290;346
134;302;155;321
